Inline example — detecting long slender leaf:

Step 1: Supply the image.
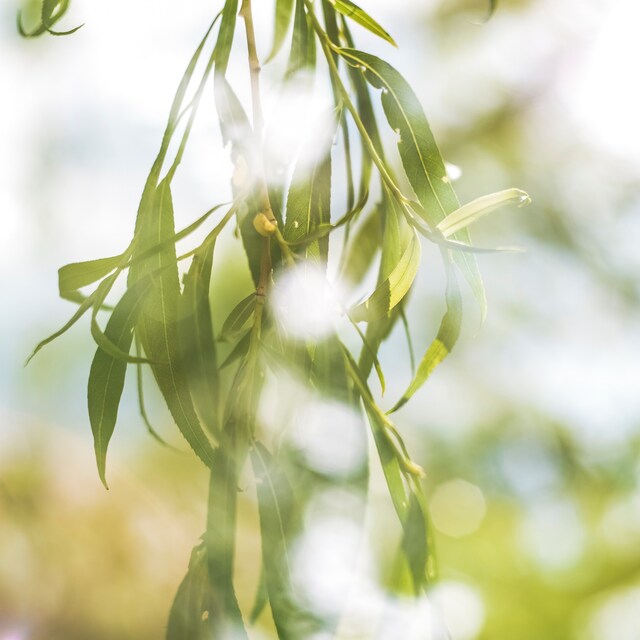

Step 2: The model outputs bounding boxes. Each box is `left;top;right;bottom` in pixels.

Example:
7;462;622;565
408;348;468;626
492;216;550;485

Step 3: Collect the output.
284;111;337;263
87;280;150;488
437;188;530;238
350;229;420;323
287;0;314;78
167;540;214;640
133;179;215;468
179;244;221;438
328;0;396;47
251;443;301;640
204;448;248;639
339;48;487;319
220;292;256;341
58;254;124;298
390;257;462;413
267;0;296;62
214;0;239;77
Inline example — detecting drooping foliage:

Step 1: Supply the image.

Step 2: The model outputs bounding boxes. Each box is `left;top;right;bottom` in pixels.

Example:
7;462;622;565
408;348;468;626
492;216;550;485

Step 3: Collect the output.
22;0;527;636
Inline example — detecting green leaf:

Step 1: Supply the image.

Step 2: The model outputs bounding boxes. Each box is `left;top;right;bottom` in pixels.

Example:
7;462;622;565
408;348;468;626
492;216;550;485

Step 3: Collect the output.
284;111;337;263
357;192;406;382
251;443;300;639
350;229;420;323
390;258;462;413
220;293;256;341
214;76;265;287
89;275;155;365
220;331;251;370
214;0;239;77
328;0;396;47
132;179;215;468
167;540;214;640
87;279;150;489
338;204;381;286
401;493;429;594
58;254;123;299
340;48;486;319
267;0;296;62
205;449;248;639
18;0;83;38
287;0;314;78
27;273;119;364
437;188;531;238
179;244;221;438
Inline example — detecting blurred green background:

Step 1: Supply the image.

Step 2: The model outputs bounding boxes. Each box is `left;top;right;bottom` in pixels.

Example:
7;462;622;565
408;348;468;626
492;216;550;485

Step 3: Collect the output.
2;0;640;638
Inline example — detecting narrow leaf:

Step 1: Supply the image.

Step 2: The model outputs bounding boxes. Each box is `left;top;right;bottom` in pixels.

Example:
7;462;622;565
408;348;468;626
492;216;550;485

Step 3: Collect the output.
133;179;215;468
58;254;124;298
167;541;214;640
220;293;256;341
350;229;421;323
267;0;296;62
284;111;337;264
340;48;486;318
437;188;531;238
87;281;149;488
390;259;462;413
328;0;396;47
214;0;239;77
179;244;221;438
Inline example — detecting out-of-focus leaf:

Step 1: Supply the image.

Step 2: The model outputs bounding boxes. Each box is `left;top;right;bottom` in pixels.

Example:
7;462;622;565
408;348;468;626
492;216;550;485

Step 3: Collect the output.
350;229;420;323
437;188;531;238
249;565;269;624
401;493;430;594
251;443;299;639
87;280;150;489
357;192;405;382
220;293;255;341
220;331;251;370
390;259;462;413
284;112;337;263
135;336;179;449
214;76;267;287
214;0;239;77
179;244;220;438
90;275;155;365
339;205;381;286
340;48;486;319
287;0;315;77
18;0;83;38
267;0;296;62
205;448;248;638
167;540;214;640
132;179;215;468
328;0;396;47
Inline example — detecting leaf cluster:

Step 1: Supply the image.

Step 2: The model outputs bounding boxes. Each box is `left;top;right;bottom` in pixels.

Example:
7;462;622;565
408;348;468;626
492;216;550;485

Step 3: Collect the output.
23;0;527;636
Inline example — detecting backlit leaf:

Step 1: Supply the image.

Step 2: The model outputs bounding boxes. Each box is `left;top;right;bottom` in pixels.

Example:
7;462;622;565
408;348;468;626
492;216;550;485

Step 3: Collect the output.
390;258;462;413
179;244;221;438
350;228;421;323
328;0;396;47
58;255;123;298
132;179;215;468
267;0;296;62
87;279;150;488
437;188;531;238
340;48;486;319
